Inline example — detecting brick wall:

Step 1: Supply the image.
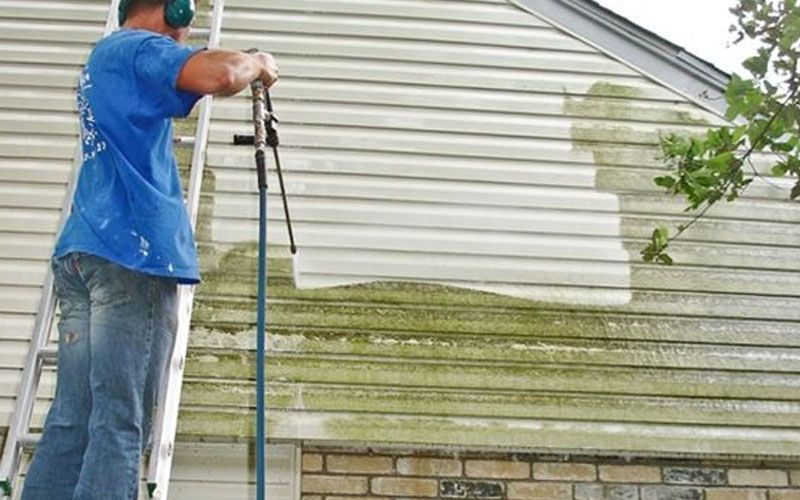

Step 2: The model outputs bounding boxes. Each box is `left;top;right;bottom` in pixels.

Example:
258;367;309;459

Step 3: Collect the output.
301;446;800;500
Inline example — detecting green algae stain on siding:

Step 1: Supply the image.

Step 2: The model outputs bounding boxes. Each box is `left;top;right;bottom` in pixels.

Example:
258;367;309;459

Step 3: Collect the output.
566;82;651;169
564;80;712;254
322;414;514;448
561;82;766;333
564;81;709;169
175;409;800;456
179;81;746;445
565;82;710;126
182;242;694;442
185;243;625;414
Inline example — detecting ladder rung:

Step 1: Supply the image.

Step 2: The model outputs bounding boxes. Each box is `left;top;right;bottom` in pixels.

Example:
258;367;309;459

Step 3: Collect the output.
18;433;41;448
173;136;196;149
38;346;57;364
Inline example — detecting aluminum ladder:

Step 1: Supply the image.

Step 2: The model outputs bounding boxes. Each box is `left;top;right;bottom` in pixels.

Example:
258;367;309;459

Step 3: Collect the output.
0;0;224;497
147;0;225;497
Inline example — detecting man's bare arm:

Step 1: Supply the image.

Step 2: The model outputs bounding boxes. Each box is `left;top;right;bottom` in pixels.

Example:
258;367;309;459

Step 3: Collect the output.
177;49;278;96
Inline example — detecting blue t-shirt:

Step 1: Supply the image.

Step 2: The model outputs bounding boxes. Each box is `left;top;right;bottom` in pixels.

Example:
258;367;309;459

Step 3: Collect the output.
54;29;203;284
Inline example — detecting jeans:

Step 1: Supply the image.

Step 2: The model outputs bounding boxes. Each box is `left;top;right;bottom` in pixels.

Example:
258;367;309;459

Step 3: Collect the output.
21;252;178;500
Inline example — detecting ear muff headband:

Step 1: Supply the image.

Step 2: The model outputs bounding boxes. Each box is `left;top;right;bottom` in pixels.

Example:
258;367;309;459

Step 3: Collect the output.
118;0;195;29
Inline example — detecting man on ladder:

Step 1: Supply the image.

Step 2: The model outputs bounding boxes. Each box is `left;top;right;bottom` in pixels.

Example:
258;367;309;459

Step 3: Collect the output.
20;1;278;498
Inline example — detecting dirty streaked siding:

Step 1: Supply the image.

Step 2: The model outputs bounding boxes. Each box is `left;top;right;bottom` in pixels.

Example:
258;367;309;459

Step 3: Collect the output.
187;0;800;457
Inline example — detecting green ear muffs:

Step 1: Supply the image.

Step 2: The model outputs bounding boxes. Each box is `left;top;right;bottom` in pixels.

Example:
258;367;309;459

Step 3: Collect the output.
118;0;130;25
164;0;195;28
118;0;195;29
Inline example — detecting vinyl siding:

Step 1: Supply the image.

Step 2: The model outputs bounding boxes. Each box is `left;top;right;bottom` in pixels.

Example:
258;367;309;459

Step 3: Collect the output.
3;0;800;485
186;0;800;457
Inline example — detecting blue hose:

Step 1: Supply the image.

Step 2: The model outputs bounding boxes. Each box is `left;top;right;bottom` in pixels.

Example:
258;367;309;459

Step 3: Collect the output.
256;174;267;500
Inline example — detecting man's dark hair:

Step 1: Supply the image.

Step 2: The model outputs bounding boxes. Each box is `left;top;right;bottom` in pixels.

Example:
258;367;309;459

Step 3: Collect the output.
120;0;195;29
124;0;168;19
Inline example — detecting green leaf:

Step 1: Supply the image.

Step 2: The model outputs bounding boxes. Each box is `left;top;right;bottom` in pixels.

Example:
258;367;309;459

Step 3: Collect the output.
690;169;715;186
787;105;800;128
660;134;690;159
654;175;676;189
707;152;734;173
725;75;751;119
771;141;795;153
780;10;800;49
748;119;770;147
655;226;669;248
726;74;752;100
786;156;800;175
772;163;789;176
657;254;674;266
743;53;769;76
689;137;705;156
725;102;743;121
731;124;748;143
740;88;765;118
792;180;800;200
641;225;674;265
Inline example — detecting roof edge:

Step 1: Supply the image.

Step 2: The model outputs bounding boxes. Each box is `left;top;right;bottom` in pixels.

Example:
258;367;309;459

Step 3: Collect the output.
510;0;731;116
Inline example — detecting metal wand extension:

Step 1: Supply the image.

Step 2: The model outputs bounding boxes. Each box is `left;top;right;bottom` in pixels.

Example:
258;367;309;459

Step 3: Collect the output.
264;91;297;255
232;82;296;254
249;77;269;500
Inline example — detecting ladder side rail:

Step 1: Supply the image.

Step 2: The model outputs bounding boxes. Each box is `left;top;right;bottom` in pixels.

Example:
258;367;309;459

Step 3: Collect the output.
0;2;122;496
0;277;56;498
146;1;226;497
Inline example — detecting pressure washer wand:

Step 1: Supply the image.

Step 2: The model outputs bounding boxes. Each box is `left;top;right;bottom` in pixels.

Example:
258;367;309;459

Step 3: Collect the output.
251;78;269;500
231;78;278;500
233;53;300;500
